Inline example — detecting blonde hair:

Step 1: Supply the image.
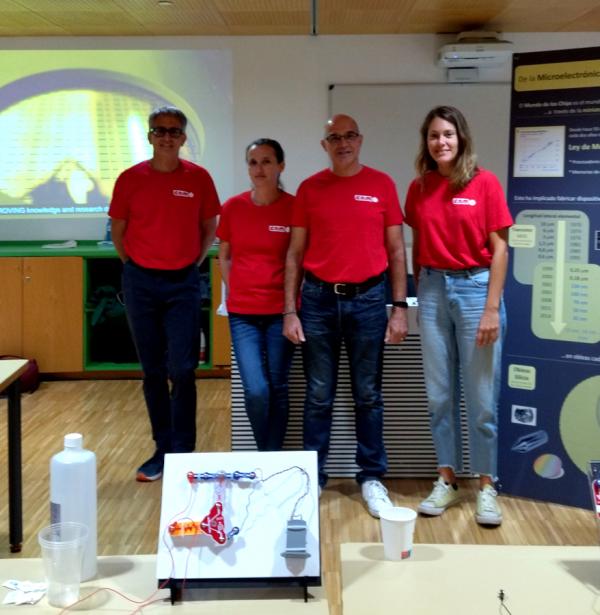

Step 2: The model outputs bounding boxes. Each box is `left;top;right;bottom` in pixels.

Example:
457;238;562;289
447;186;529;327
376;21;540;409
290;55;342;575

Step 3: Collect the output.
415;106;478;190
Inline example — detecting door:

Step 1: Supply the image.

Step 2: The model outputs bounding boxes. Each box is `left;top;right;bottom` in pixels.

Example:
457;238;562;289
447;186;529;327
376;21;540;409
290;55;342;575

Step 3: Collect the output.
22;257;83;372
0;257;23;356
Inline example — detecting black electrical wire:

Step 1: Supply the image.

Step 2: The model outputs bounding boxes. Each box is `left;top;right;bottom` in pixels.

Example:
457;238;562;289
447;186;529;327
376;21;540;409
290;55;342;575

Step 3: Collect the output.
498;589;513;614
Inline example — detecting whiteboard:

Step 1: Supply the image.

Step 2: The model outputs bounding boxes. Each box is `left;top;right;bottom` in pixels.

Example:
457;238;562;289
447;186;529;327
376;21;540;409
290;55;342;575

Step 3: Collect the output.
329;82;511;246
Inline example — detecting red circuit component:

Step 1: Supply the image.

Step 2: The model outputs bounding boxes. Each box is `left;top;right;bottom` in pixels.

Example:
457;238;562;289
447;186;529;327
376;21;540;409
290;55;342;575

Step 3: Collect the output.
168;520;203;536
168;502;227;545
200;501;227;545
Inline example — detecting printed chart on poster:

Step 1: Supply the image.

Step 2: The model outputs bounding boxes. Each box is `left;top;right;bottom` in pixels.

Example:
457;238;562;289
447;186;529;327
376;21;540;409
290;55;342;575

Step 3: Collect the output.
513;125;566;177
155;451;320;589
500;46;600;508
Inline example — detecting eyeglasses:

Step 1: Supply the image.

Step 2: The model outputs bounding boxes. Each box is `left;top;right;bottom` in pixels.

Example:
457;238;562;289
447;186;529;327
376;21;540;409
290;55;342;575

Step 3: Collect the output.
324;131;360;144
149;126;184;138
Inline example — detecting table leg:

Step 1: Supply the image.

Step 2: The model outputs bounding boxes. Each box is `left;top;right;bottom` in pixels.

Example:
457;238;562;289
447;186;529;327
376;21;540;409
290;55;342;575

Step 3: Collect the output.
7;379;23;553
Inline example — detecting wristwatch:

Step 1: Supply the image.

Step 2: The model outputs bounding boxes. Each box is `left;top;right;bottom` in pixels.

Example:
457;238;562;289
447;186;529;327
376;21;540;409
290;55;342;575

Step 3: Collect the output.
391;300;408;309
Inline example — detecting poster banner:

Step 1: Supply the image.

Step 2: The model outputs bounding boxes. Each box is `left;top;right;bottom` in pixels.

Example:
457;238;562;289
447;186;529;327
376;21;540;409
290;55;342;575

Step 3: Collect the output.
499;46;600;508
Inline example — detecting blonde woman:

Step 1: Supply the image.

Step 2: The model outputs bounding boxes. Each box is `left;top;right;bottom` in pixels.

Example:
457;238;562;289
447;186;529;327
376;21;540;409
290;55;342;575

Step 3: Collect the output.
404;106;512;525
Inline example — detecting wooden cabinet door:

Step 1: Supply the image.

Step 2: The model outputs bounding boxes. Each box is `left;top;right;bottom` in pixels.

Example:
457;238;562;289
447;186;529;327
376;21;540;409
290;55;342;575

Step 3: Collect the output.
0;257;24;356
22;257;83;372
210;257;231;367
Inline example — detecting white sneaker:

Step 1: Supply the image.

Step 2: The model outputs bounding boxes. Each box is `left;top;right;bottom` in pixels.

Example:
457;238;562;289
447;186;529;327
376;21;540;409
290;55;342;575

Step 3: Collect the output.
476;485;502;526
417;476;461;516
361;480;393;518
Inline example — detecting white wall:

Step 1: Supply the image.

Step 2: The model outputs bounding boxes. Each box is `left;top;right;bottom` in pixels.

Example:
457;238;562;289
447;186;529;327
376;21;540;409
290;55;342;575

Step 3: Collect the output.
2;33;599;201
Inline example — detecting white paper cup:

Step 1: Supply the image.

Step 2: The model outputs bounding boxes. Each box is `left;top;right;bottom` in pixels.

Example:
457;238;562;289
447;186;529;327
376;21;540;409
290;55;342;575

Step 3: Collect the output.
379;507;417;561
38;522;88;607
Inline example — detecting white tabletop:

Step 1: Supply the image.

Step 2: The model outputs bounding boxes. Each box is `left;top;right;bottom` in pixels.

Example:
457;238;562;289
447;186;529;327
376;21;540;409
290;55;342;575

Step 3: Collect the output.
0;359;28;392
0;554;328;613
342;542;600;614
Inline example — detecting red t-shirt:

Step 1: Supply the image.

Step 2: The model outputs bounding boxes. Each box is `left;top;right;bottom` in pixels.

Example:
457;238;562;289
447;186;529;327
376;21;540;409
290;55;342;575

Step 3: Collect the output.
217;191;293;314
109;160;221;270
292;166;403;283
404;168;513;269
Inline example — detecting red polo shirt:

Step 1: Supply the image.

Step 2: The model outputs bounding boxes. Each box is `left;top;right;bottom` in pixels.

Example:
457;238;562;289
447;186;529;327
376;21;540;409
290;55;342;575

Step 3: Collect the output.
217;191;293;314
109;160;220;270
292;166;403;283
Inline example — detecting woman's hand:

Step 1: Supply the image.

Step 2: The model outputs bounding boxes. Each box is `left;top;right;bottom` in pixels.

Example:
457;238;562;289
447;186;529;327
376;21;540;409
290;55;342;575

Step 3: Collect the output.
476;306;500;346
283;313;306;344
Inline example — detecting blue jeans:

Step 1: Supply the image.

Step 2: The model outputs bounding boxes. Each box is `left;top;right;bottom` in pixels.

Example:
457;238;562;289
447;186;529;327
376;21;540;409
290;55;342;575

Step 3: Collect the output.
229;313;295;451
300;276;388;487
417;267;506;479
122;260;202;454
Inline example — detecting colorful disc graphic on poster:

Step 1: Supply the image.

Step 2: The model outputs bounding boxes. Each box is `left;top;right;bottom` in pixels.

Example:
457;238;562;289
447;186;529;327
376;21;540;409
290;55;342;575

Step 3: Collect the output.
559;375;600;474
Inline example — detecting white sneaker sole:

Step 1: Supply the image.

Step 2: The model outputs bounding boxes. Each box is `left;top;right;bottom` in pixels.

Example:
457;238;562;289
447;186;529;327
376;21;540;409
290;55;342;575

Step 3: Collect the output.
417;496;461;516
475;513;502;526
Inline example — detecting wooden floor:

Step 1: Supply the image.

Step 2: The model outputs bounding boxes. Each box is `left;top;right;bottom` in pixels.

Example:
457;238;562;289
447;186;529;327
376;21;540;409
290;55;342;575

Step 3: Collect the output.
1;379;597;615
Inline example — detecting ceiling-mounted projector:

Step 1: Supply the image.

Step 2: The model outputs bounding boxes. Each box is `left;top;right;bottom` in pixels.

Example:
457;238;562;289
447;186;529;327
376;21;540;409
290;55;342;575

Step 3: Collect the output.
438;31;513;68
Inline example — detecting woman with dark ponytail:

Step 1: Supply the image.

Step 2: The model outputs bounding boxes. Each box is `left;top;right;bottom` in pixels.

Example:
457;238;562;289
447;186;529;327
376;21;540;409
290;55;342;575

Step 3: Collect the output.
217;138;295;450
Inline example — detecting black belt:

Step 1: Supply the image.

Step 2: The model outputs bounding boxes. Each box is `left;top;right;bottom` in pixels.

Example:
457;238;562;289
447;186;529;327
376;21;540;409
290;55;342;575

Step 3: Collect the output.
305;270;384;297
426;266;488;277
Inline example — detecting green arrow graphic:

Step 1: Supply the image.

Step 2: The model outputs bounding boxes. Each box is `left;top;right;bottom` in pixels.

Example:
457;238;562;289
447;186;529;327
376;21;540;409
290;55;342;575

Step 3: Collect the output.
551;219;566;335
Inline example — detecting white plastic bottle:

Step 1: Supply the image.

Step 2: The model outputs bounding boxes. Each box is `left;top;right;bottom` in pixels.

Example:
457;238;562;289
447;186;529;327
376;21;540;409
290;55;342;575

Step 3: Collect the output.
50;433;97;580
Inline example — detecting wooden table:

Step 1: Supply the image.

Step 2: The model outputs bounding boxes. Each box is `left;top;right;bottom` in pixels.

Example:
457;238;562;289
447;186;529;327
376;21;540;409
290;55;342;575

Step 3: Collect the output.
0;359;28;553
0;554;329;613
341;542;600;614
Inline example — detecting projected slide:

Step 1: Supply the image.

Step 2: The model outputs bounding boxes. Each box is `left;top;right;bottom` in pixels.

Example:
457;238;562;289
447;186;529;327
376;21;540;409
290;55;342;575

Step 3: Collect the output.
0;50;232;240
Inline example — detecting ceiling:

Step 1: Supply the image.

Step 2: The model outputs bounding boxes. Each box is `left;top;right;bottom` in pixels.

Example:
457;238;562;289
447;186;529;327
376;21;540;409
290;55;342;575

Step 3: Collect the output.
0;0;599;37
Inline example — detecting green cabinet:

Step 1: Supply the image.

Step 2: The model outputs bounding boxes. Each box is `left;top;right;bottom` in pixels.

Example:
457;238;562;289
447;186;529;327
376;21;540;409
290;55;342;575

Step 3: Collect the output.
0;242;230;375
84;256;212;371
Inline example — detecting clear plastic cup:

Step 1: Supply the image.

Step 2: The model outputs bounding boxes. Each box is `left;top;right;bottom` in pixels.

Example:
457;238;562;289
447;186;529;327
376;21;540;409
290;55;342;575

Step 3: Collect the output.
38;522;88;607
379;507;417;561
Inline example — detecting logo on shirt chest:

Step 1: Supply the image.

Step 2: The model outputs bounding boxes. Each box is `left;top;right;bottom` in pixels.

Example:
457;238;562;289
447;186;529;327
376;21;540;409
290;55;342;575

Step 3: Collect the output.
269;225;290;233
173;189;195;198
354;194;379;203
452;197;476;206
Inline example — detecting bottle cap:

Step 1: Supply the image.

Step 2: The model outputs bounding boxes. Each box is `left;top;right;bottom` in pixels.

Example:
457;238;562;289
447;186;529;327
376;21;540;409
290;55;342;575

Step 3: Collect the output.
64;433;83;448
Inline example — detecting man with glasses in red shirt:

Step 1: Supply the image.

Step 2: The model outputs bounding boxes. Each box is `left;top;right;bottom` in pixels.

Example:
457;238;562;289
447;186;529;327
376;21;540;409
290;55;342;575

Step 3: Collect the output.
110;106;220;482
283;114;409;517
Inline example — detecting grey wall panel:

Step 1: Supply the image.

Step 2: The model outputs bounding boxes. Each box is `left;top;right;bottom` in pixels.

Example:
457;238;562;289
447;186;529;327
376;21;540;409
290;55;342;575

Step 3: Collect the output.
231;334;473;478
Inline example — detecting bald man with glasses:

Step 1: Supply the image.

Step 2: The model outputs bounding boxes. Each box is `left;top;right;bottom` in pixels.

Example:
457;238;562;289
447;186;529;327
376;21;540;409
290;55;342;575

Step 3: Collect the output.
283;114;409;517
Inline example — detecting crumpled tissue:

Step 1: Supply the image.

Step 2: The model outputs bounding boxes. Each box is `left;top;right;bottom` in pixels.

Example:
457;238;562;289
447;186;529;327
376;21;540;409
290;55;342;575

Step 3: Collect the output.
2;579;47;605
